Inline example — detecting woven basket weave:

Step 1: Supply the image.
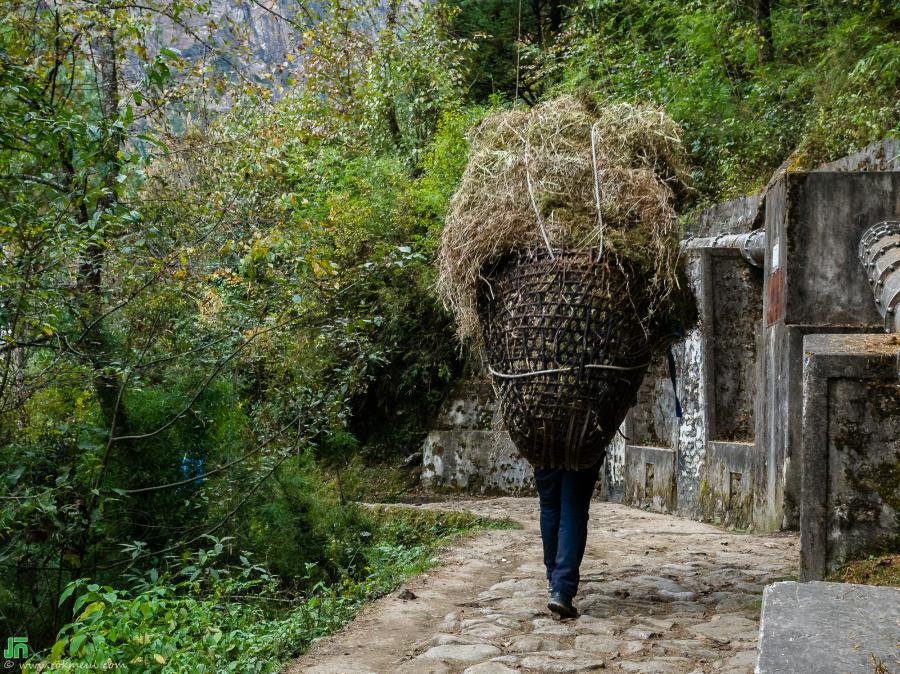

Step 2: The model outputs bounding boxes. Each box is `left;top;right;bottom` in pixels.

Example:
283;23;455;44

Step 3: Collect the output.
477;248;655;470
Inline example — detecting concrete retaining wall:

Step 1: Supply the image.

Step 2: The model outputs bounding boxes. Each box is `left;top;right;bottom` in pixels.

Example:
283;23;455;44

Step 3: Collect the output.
421;382;534;494
623;445;676;512
799;333;900;580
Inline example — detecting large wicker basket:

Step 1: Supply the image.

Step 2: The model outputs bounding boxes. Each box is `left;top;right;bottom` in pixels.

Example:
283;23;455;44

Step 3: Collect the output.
477;248;657;470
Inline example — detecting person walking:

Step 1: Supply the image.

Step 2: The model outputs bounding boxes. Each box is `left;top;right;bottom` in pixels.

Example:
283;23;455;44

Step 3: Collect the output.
534;457;604;619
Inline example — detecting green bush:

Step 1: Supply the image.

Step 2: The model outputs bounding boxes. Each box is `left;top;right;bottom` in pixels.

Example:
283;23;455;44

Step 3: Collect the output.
29;509;513;673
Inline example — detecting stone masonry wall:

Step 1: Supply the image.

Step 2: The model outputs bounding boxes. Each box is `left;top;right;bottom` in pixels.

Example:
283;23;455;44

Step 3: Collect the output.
799;333;900;579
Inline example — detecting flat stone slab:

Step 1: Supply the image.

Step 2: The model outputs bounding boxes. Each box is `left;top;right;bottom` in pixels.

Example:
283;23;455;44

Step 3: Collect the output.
462;623;514;640
688;613;758;643
520;650;605;672
396;658;451;674
574;633;623;655
757;581;900;673
421;643;502;663
462;663;519;674
619;658;693;673
507;634;561;652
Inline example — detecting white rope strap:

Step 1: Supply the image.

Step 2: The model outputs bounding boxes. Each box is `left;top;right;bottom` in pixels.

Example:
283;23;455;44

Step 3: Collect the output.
590;121;605;255
488;362;649;379
524;134;555;260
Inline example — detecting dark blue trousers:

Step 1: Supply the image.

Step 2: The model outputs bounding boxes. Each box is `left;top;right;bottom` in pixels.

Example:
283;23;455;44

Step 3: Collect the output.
534;459;603;599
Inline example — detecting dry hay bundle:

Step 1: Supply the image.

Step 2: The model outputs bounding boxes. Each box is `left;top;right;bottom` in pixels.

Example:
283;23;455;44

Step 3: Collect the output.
437;95;692;343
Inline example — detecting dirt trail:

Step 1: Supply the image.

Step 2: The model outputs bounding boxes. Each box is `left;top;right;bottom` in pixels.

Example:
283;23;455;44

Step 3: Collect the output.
284;498;798;674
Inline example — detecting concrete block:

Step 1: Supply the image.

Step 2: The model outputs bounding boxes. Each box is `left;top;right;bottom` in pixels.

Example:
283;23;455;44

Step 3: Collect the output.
630;349;678;449
686;192;764;237
431;382;497;431
614;250;707;518
707;251;763;442
422;429;534;494
599;428;626;503
760;170;896;533
813;138;900;172
673;317;706;518
766;172;900;327
760;324;878;531
756;581;900;674
699;441;764;529
421;380;533;494
623;445;676;513
800;333;900;580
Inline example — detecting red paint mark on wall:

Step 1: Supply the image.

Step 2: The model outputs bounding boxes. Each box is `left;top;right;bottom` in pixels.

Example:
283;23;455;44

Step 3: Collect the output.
766;267;785;326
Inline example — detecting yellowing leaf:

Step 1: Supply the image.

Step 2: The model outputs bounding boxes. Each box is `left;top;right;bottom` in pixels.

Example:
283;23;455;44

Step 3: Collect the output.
50;639;67;661
78;601;105;620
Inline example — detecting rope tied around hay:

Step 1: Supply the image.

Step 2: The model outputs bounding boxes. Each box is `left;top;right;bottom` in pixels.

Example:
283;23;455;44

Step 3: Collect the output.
487;361;650;379
590;121;605;255
524;117;608;260
524;133;555;260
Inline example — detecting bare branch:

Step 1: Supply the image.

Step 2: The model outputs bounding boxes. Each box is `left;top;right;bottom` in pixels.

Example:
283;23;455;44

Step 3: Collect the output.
0;173;68;193
120;411;303;494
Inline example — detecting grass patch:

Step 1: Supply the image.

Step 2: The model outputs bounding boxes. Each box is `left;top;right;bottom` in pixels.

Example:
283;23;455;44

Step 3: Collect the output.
827;554;900;588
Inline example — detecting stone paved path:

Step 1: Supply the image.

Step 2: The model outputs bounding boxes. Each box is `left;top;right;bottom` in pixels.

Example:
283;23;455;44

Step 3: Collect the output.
286;498;798;674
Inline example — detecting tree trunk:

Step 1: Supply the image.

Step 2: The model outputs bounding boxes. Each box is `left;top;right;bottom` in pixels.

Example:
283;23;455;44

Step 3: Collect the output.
74;9;133;572
531;0;544;45
752;0;773;63
383;0;403;147
549;0;563;35
81;9;128;440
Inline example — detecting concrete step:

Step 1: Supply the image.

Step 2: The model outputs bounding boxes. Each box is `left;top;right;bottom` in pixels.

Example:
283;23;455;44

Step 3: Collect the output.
756;580;900;673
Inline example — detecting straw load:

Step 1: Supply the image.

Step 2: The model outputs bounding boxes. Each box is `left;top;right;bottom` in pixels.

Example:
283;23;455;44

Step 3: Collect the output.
437;94;693;345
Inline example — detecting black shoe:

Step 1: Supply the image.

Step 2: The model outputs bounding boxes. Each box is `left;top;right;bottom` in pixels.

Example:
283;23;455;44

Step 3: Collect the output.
548;591;578;619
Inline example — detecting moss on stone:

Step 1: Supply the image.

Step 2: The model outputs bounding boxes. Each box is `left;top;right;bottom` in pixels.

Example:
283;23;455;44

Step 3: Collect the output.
827;554;900;588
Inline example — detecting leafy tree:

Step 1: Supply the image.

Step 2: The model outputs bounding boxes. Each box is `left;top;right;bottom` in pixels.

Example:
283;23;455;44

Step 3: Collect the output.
0;0;469;655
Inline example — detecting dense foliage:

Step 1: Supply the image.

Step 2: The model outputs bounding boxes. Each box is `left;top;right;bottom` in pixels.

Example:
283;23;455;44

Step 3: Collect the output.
42;509;511;673
456;0;900;200
0;0;897;670
0;0;473;664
